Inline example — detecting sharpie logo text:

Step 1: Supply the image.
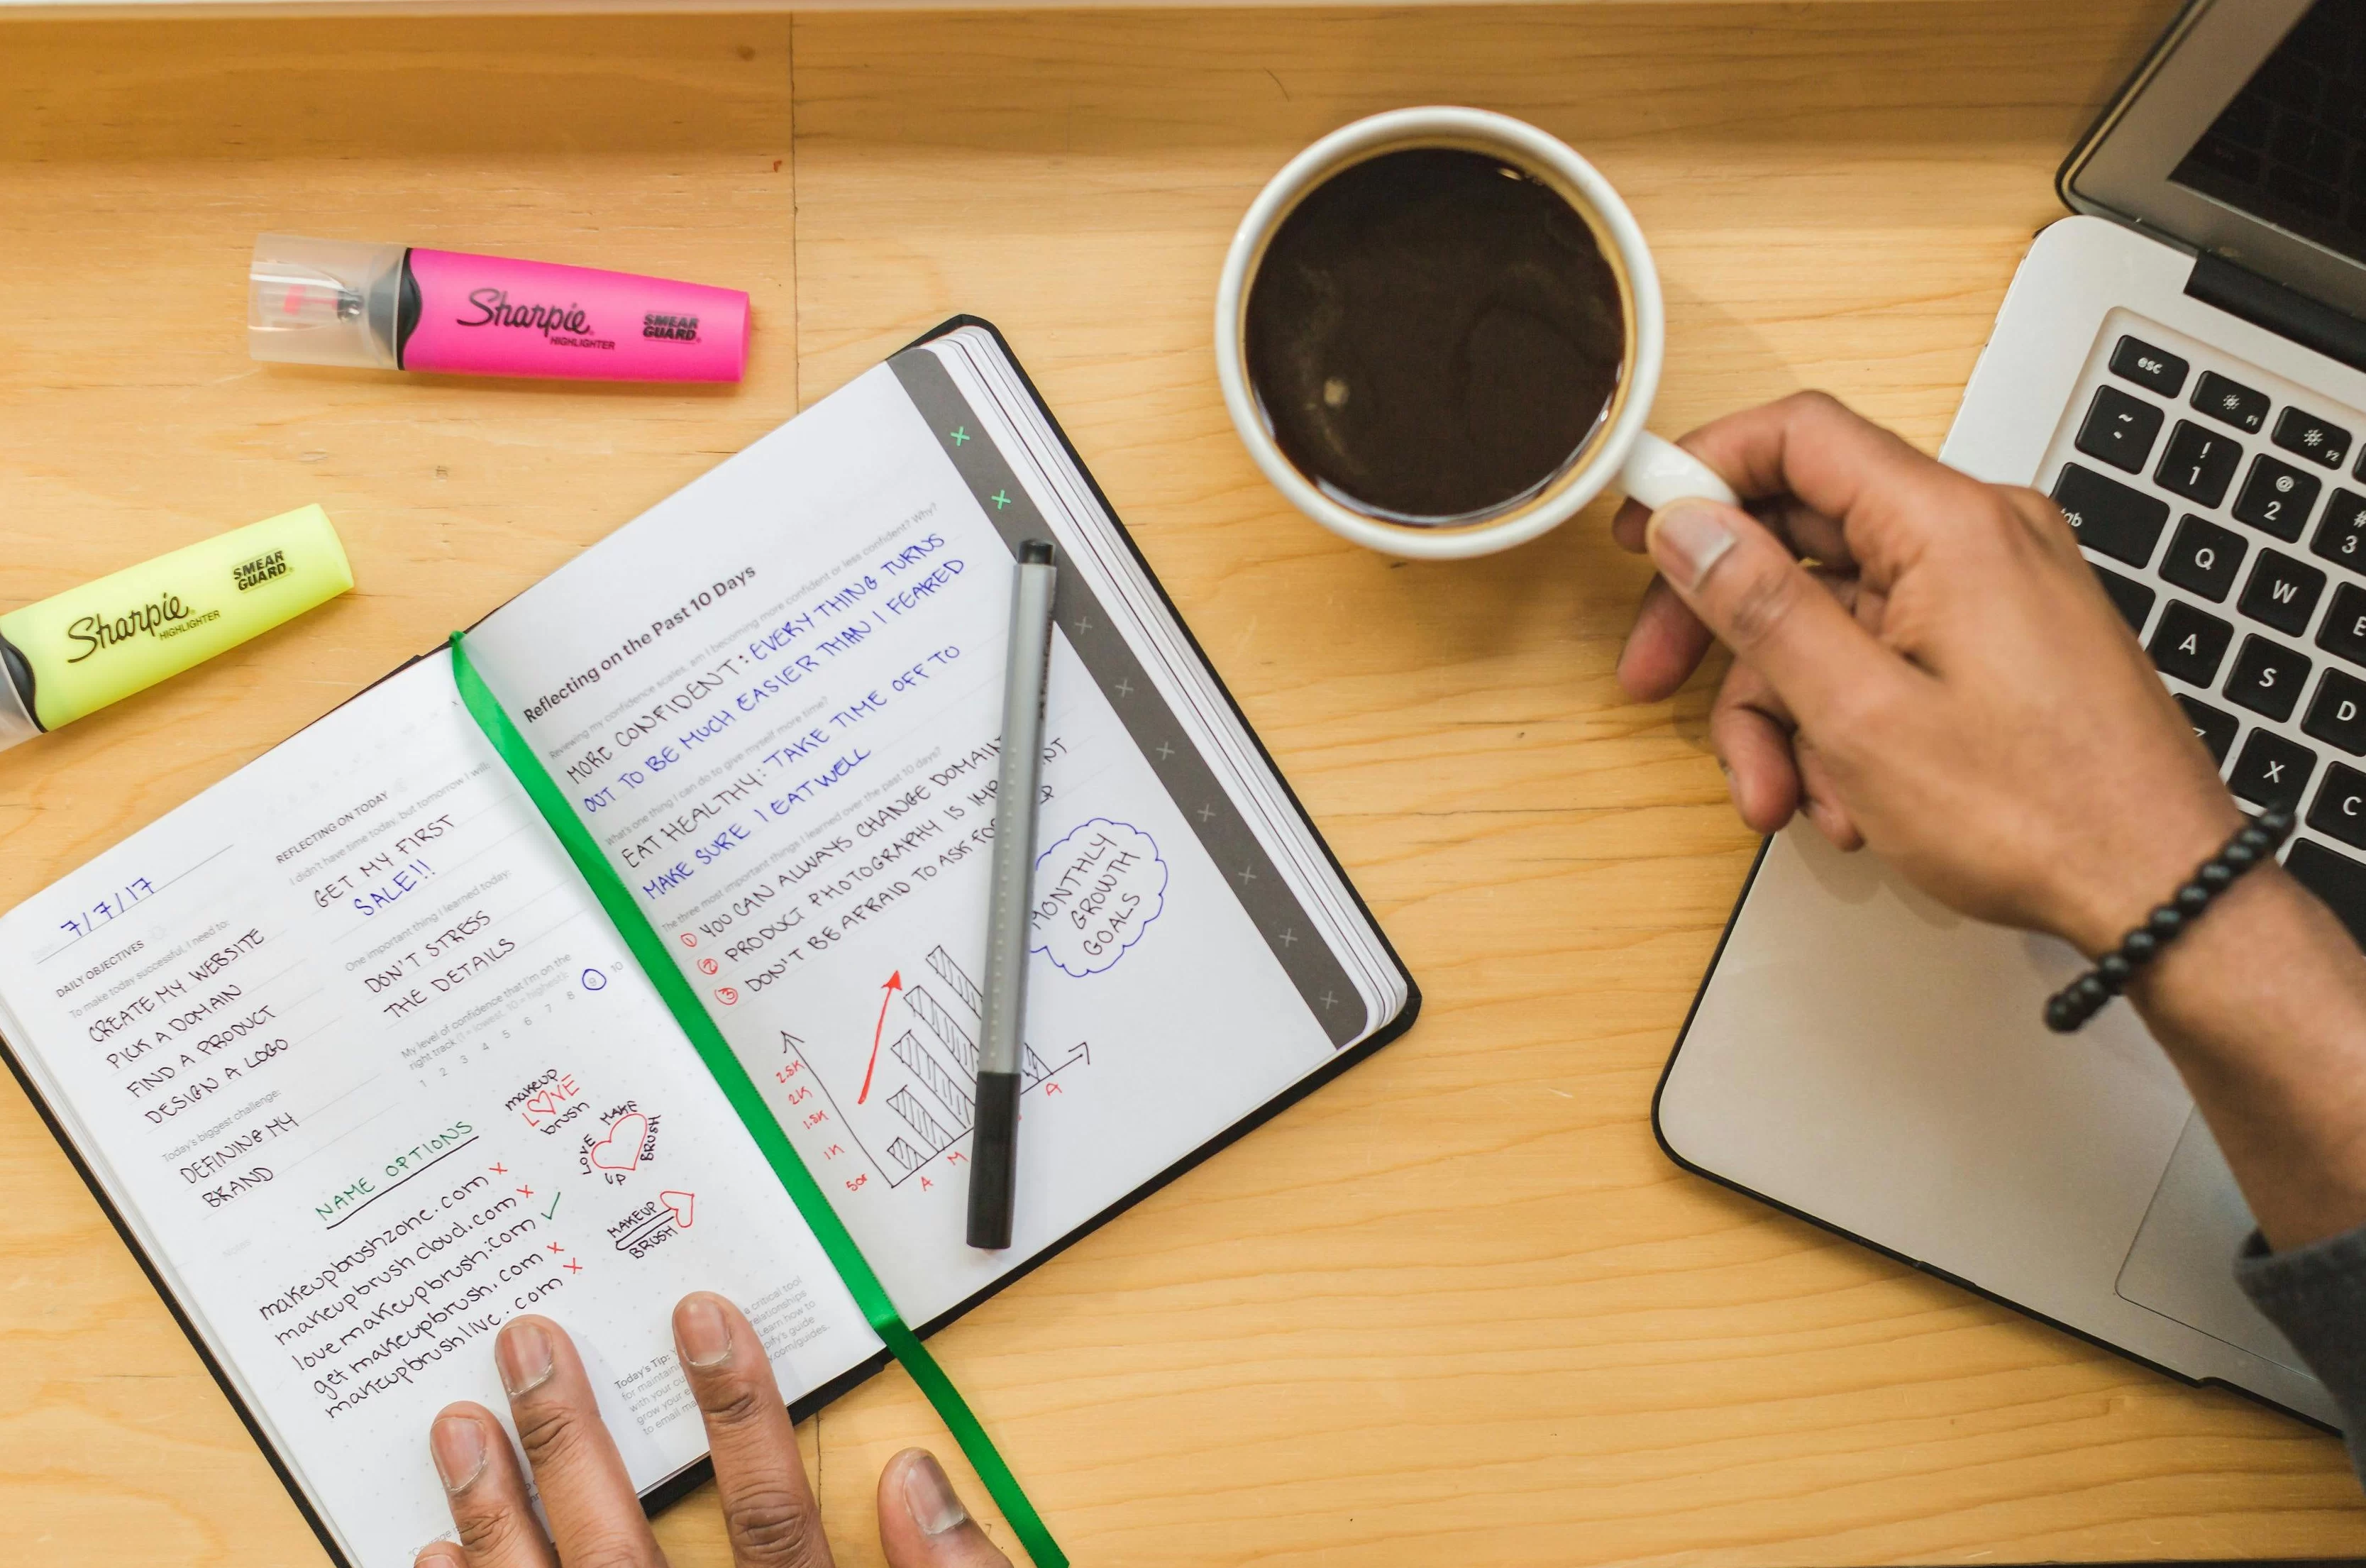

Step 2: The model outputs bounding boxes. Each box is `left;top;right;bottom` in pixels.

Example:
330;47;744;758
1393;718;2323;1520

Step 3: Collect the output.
456;288;593;337
66;594;216;663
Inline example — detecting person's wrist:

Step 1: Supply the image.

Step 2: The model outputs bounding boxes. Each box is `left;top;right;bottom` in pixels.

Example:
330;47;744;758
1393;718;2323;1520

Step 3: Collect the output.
2125;858;2305;1006
2046;796;2250;960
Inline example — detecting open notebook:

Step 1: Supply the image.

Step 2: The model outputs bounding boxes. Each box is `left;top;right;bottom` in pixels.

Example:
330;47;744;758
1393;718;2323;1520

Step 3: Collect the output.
0;321;1415;1568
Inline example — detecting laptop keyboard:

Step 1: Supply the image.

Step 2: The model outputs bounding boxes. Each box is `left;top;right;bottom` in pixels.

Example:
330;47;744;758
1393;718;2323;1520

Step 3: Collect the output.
2041;309;2366;946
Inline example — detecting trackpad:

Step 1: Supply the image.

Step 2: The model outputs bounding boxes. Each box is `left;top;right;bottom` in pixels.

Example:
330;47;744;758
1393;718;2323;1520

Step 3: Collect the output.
2116;1110;2308;1374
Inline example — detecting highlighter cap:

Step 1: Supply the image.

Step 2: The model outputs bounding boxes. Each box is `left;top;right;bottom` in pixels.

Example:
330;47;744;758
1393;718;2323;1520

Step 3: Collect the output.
248;234;407;370
0;650;38;753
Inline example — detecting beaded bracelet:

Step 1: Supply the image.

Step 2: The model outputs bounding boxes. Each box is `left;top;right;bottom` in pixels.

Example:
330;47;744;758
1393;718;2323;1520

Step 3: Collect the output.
2042;807;2296;1033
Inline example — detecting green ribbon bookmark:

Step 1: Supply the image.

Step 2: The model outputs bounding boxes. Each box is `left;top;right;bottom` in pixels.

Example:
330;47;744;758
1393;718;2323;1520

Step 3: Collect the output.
449;632;1066;1568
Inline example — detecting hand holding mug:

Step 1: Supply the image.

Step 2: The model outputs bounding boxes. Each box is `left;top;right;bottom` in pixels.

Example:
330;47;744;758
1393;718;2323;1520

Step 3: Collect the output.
1611;390;2240;956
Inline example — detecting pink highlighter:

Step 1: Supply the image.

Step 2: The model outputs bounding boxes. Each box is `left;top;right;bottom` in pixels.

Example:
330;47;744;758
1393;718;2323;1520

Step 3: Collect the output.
246;233;748;382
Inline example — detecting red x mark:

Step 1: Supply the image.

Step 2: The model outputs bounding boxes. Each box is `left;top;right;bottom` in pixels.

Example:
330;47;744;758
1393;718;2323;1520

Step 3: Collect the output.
563;1258;583;1275
516;1186;534;1198
547;1242;564;1255
490;1163;507;1175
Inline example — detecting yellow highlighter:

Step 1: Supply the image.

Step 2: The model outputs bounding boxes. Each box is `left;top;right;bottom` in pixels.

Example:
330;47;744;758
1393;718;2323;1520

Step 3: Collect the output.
0;505;354;749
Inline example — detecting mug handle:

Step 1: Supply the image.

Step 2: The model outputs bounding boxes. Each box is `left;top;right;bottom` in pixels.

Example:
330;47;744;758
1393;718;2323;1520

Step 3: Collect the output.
1620;430;1740;512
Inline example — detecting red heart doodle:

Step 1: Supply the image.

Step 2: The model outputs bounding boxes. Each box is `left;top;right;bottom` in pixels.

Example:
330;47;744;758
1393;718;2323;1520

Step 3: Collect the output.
660;1191;695;1228
588;1112;648;1172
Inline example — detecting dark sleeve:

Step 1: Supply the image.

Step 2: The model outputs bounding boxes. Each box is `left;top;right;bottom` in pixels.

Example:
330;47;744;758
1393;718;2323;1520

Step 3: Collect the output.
2235;1225;2366;1483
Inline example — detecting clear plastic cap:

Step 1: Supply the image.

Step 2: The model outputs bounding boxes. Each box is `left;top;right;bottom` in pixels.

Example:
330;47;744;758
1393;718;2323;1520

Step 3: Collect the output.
248;234;407;370
0;656;39;753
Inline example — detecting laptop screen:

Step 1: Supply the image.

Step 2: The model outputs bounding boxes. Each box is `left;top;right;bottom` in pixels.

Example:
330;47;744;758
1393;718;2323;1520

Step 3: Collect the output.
2172;1;2366;268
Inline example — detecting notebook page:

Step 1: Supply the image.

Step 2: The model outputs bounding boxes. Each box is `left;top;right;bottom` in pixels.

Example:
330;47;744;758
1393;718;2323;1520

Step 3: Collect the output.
0;654;873;1568
928;329;1405;1020
881;345;1386;1047
459;361;1351;1325
886;340;1400;1042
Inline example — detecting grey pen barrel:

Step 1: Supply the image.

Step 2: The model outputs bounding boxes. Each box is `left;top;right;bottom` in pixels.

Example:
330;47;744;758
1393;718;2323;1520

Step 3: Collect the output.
969;539;1056;1249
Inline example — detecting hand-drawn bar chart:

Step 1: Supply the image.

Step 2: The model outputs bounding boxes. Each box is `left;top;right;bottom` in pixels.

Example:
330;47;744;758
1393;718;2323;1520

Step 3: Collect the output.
788;943;1084;1188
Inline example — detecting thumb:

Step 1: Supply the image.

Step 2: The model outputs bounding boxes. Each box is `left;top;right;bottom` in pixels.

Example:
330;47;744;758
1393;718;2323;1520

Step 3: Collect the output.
877;1449;1015;1568
1644;498;1906;730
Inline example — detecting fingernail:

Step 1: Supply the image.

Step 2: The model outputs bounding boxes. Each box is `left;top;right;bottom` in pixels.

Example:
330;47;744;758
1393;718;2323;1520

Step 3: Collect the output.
497;1319;554;1397
430;1414;488;1494
675;1294;735;1368
1647;502;1737;592
900;1450;969;1537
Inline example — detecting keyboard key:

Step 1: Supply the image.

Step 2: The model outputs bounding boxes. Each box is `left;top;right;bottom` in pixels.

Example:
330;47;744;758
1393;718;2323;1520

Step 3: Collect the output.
2287;838;2366;949
2160;514;2247;602
2090;563;2155;632
2155;420;2243;508
2232;454;2323;541
2194;370;2270;434
2053;463;2169;567
2226;633;2312;721
2176;694;2240;765
2110;335;2189;397
2075;385;2164;473
2150;600;2232;686
2275;405;2353;470
2319;582;2366;668
2312;761;2366;849
2311;488;2366;570
2238;548;2328;634
2309;668;2366;754
2230;727;2316;808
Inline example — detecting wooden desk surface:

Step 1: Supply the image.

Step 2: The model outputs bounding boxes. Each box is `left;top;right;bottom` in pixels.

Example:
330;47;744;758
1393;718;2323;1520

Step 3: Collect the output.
9;4;2362;1564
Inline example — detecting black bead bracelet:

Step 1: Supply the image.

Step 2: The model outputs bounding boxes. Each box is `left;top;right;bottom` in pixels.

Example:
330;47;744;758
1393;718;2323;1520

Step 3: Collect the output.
2042;807;2295;1033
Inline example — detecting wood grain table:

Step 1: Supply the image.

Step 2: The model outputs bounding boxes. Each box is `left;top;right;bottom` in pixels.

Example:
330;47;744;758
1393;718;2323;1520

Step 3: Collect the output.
10;3;2364;1564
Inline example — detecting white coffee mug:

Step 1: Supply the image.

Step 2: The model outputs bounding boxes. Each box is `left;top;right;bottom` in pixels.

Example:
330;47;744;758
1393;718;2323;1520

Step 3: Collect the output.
1215;106;1737;561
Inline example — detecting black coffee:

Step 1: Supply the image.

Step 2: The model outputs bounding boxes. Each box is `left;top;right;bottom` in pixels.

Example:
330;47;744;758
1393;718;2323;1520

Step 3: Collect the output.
1243;146;1625;524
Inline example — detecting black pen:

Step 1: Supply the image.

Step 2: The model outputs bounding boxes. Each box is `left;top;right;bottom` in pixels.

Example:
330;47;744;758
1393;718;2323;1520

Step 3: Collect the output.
968;539;1056;1249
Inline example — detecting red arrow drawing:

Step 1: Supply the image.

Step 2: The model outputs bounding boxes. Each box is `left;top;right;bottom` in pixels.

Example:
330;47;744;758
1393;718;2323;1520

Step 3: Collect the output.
856;971;902;1103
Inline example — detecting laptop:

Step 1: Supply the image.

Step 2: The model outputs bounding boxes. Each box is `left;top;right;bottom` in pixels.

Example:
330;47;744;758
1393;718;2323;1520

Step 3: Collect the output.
1655;0;2366;1431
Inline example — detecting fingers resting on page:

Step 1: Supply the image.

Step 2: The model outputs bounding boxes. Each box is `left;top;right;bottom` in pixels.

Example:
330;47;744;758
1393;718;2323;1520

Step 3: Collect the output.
412;1293;1013;1568
1610;390;2244;956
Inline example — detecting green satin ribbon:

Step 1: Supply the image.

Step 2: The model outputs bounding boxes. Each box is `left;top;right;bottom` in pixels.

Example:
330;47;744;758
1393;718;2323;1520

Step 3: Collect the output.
449;632;1066;1568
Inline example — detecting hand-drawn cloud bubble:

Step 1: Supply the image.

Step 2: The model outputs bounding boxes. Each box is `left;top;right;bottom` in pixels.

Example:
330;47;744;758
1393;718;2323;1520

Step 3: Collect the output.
1029;817;1168;978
